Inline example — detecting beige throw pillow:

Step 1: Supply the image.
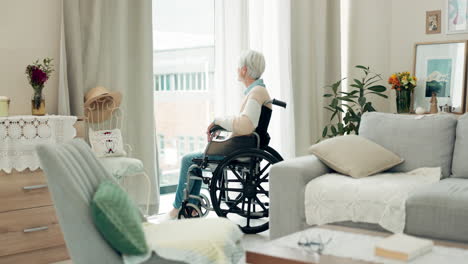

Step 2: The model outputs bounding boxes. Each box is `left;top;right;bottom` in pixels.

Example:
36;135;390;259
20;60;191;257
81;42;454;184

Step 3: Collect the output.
309;135;403;178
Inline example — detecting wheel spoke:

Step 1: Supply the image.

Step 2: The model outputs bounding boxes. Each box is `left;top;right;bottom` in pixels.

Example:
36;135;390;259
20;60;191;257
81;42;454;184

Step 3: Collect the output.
232;195;244;206
256;185;269;196
254;196;268;211
257;163;271;179
258;173;270;183
229;167;245;184
242;196;246;211
227;179;242;182
249;158;256;182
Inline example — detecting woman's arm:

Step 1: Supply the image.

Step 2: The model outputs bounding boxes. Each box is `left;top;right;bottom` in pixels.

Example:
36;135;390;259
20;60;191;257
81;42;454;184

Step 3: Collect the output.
214;86;270;135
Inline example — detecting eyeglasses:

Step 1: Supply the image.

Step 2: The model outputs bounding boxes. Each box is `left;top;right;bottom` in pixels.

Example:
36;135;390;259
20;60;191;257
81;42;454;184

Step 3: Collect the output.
297;234;332;255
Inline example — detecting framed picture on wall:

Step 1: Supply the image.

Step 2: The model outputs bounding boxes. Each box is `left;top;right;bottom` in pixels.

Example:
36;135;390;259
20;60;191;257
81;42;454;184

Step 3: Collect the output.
427;10;441;34
413;41;468;113
447;0;468;34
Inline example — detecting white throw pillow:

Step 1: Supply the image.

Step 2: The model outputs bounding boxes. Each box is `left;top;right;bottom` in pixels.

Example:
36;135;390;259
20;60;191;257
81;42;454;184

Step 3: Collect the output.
89;128;127;158
308;135;403;178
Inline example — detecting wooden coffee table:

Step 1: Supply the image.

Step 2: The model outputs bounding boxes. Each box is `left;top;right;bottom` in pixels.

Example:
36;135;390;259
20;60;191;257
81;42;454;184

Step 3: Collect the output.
246;225;468;264
246;244;371;264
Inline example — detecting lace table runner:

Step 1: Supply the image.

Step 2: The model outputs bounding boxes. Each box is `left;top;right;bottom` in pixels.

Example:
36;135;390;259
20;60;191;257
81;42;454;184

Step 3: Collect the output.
273;227;468;264
0;115;77;173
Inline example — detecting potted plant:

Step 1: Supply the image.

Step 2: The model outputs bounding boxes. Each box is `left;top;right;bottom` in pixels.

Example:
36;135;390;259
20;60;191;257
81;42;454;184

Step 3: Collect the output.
388;72;417;113
322;65;387;138
25;58;54;115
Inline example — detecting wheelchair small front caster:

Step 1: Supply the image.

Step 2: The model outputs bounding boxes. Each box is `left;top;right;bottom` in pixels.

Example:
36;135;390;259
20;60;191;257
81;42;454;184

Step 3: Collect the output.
178;203;202;219
198;193;211;217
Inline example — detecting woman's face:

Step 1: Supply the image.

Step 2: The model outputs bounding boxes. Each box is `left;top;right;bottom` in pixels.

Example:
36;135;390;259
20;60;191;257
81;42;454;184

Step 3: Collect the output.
237;66;247;82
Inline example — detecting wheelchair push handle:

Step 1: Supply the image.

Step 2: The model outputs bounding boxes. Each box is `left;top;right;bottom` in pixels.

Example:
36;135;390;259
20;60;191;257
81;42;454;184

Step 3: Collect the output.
267;99;287;108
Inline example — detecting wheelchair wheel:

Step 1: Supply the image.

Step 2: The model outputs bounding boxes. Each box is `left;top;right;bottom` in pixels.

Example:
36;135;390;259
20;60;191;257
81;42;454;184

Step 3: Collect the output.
210;148;280;234
178;203;202;219
263;146;283;162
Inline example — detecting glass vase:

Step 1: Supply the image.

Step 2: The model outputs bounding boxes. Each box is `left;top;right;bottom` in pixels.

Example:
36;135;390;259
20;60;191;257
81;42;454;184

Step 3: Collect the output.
32;90;46;116
396;89;411;114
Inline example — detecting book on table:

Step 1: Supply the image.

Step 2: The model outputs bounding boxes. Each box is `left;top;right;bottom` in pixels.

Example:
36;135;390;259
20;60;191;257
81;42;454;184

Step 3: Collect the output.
375;233;434;261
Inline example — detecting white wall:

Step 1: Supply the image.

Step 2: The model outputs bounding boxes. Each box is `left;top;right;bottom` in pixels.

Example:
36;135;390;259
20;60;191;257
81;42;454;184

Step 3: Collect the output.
349;0;468;113
0;0;61;115
389;0;468;112
346;0;392;112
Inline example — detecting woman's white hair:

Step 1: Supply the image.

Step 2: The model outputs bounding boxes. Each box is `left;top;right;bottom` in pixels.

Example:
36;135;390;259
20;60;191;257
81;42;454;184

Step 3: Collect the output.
239;50;265;80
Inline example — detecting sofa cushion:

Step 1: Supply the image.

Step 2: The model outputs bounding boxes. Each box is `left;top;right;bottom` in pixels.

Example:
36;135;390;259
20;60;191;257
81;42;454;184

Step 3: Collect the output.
359;112;457;178
451;114;468;178
405;178;468;243
308;135;403;178
91;180;148;255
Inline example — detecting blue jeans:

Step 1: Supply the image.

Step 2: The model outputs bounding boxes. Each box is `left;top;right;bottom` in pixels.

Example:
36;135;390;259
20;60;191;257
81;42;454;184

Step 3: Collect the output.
173;152;224;209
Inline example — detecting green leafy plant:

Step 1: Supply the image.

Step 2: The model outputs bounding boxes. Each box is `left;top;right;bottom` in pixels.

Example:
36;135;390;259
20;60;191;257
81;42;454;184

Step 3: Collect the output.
322;65;387;138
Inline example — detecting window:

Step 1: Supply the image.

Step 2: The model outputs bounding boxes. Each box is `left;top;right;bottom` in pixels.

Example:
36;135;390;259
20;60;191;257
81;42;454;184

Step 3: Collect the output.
198;136;205;151
153;0;214;193
178;136;185;157
158;134;165;156
188;136;195;152
154;72;208;92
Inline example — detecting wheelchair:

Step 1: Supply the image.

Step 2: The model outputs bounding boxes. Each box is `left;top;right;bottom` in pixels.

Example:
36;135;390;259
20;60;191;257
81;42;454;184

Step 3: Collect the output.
177;99;287;234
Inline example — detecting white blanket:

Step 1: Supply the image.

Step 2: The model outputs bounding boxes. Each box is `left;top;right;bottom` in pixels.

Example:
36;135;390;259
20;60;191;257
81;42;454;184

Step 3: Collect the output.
123;218;244;264
305;167;441;233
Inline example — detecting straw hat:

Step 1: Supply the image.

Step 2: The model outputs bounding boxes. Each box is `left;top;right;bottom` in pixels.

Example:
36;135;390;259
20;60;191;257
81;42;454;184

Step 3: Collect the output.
84;86;122;123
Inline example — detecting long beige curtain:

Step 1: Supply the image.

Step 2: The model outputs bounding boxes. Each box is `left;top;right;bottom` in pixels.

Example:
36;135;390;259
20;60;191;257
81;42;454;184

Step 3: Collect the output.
291;0;342;156
58;0;159;214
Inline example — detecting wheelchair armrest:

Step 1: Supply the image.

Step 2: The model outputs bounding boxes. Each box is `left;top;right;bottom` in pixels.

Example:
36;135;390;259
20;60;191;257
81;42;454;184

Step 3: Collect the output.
209;125;227;134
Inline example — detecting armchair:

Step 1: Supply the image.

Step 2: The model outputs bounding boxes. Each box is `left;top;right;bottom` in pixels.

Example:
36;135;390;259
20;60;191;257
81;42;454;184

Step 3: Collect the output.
36;139;183;264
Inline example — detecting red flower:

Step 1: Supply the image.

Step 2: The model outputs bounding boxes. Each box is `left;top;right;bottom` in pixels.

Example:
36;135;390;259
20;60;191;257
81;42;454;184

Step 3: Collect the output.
30;66;48;86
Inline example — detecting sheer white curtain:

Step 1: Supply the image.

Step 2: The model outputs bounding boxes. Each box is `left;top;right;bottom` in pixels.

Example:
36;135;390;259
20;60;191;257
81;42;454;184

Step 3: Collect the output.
214;0;248;118
248;0;295;159
215;0;296;158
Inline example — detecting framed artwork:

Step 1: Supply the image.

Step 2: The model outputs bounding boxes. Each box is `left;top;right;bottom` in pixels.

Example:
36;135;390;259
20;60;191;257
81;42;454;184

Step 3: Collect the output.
426;10;441;34
447;0;468;34
413;41;468;113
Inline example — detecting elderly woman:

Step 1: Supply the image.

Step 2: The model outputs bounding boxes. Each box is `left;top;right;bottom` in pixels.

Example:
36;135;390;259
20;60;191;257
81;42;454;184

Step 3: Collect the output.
169;49;272;219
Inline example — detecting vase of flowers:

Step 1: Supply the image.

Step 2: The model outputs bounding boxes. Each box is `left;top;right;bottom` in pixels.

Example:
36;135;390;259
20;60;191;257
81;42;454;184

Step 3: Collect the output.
388;72;417;113
26;58;54;116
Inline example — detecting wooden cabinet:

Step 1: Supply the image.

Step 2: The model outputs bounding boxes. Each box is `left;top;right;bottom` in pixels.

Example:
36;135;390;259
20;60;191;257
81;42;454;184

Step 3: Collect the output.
0;170;69;264
0;170;52;213
0;119;84;264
